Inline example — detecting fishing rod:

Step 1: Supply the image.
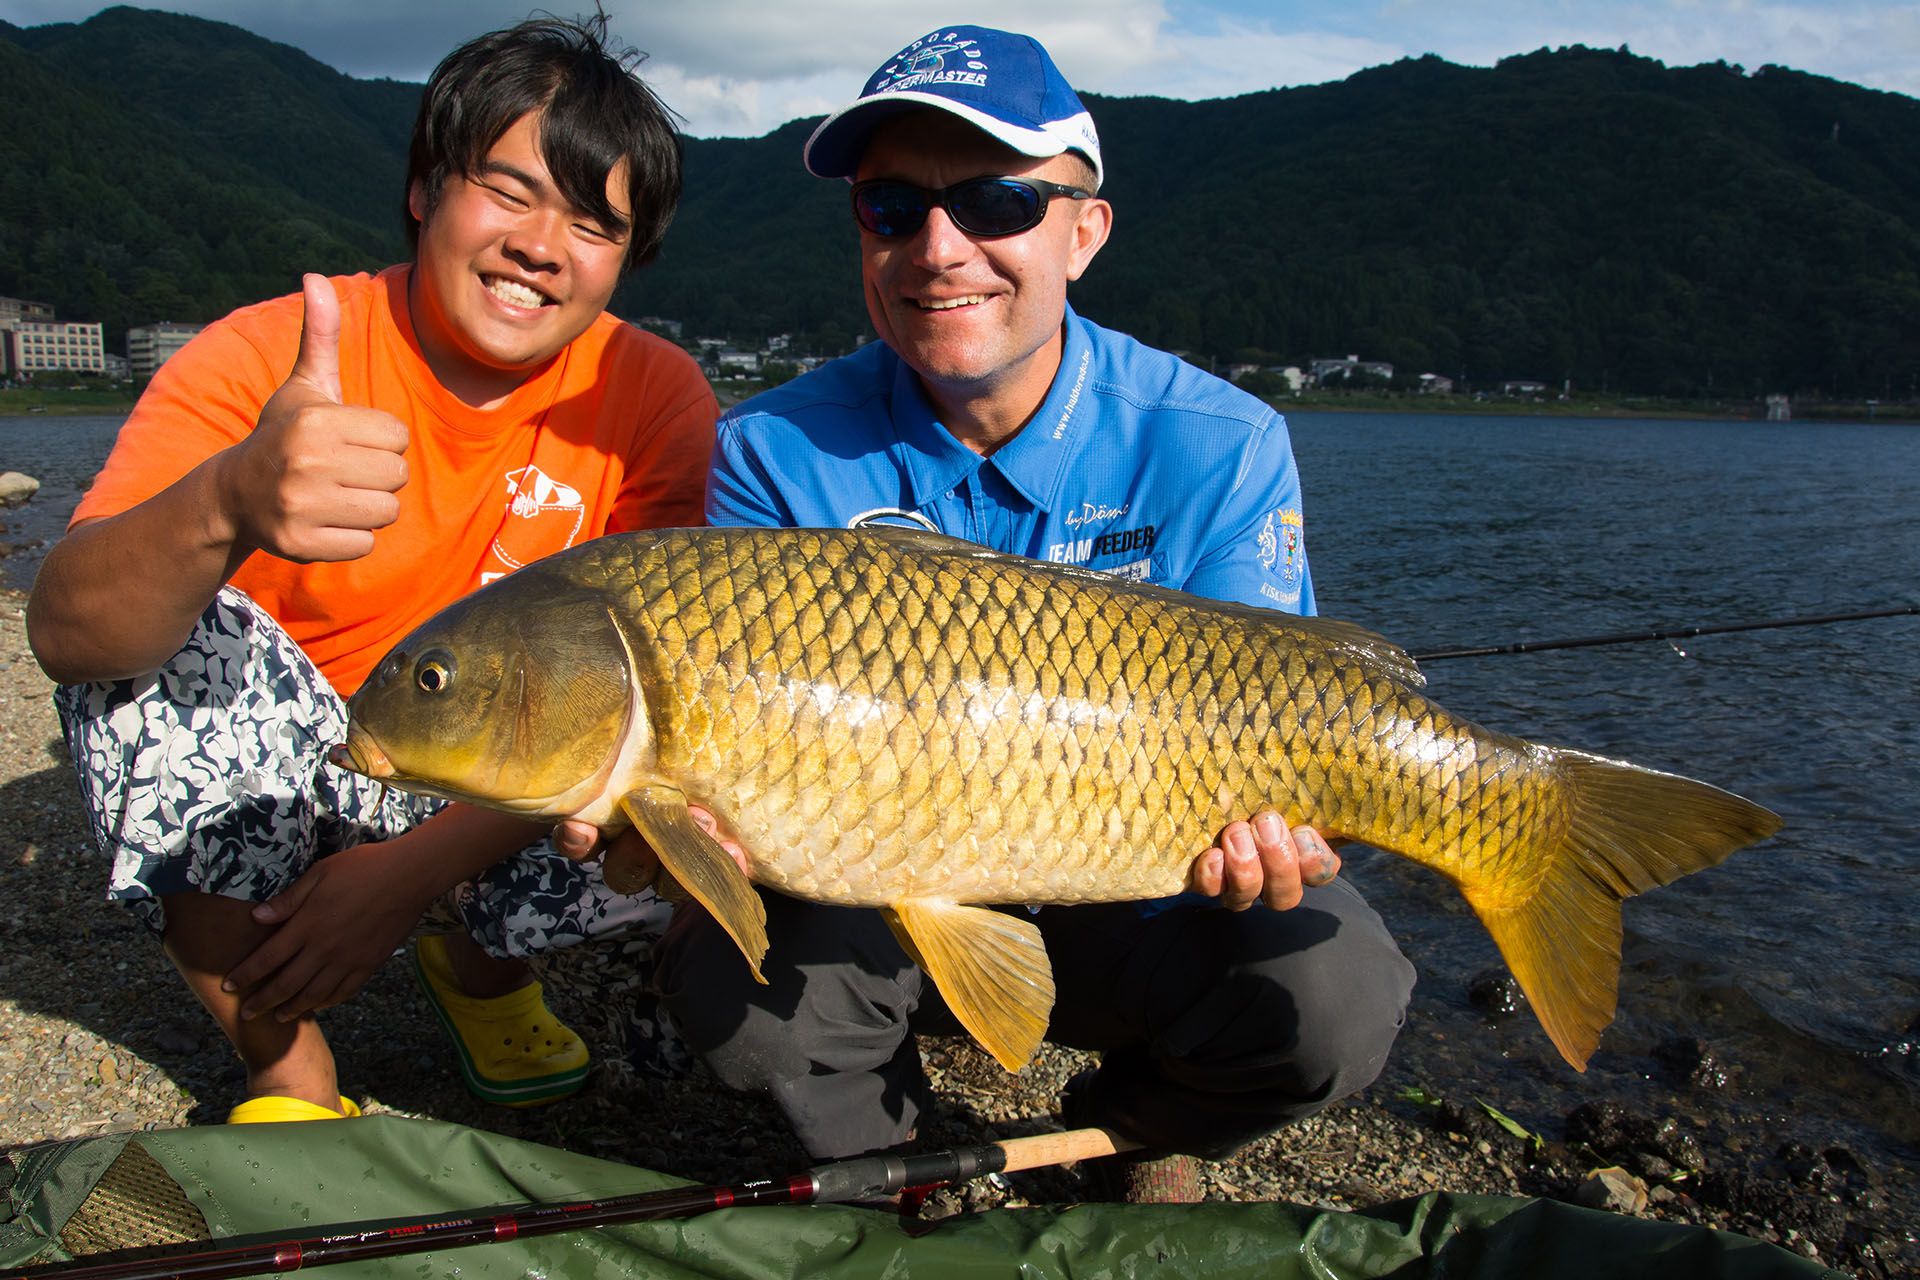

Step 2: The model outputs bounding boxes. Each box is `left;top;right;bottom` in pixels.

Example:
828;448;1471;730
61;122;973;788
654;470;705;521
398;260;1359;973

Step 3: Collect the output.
1409;603;1920;662
9;1127;1138;1280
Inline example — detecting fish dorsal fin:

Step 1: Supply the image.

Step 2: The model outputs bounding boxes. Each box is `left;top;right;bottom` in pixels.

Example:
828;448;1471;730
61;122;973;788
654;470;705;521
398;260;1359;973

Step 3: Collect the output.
1279;614;1426;688
621;786;768;985
881;901;1054;1072
850;522;980;556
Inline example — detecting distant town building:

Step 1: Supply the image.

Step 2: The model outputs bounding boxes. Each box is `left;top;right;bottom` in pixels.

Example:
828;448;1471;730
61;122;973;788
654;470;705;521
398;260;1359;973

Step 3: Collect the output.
715;349;761;374
3;319;105;376
1765;393;1791;421
1417;372;1454;394
0;296;59;377
1499;379;1549;396
127;322;205;380
103;352;131;380
632;315;683;339
0;296;56;327
1228;364;1305;393
1308;354;1395;386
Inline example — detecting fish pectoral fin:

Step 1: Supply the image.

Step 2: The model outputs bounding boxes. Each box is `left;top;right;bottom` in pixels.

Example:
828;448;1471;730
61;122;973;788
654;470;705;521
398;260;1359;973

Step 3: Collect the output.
881;901;1054;1073
651;870;693;904
620;786;768;984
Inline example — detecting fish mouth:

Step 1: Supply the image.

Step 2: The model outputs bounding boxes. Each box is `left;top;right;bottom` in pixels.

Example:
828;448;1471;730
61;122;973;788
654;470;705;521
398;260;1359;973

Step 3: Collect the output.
328;727;394;779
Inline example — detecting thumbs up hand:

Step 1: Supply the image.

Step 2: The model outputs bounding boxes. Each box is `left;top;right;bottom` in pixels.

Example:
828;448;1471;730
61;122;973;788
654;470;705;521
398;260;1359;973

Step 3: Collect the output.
215;274;412;564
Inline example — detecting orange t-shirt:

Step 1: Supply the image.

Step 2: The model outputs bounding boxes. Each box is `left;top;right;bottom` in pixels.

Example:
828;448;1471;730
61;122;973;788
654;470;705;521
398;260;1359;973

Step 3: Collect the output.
75;266;716;695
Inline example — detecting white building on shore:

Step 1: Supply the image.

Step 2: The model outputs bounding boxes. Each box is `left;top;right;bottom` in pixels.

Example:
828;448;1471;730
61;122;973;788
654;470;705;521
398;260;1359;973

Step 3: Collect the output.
3;319;105;377
127;322;205;380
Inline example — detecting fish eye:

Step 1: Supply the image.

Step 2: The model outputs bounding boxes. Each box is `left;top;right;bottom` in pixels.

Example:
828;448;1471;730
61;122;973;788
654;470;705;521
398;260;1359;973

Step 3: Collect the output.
414;649;456;695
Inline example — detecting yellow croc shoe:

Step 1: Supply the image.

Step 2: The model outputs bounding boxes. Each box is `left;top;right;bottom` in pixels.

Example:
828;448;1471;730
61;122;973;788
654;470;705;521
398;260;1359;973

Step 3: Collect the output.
411;934;589;1107
228;1095;362;1123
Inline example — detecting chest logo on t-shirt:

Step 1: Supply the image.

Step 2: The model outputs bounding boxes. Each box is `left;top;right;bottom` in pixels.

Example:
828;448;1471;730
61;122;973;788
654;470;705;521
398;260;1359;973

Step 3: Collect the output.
482;464;586;584
1045;518;1157;581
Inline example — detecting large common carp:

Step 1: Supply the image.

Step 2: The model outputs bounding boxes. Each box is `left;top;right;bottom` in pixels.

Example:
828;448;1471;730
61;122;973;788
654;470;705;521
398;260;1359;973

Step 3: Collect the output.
331;526;1780;1073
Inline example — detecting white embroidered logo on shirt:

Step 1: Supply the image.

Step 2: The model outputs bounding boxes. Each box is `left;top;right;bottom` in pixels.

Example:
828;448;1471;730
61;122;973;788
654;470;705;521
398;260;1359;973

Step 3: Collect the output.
484;465;586;583
505;465;582;516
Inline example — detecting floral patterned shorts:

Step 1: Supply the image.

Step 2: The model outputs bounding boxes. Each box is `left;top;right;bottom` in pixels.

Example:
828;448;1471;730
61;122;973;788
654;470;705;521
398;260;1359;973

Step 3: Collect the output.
52;588;672;963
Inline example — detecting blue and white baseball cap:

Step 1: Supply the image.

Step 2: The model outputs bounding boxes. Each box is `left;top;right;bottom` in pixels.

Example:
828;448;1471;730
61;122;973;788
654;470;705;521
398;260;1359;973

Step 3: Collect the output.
804;26;1104;188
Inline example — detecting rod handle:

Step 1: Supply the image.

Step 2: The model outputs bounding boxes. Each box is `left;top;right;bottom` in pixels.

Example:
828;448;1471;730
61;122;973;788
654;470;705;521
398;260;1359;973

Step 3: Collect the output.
995;1127;1141;1173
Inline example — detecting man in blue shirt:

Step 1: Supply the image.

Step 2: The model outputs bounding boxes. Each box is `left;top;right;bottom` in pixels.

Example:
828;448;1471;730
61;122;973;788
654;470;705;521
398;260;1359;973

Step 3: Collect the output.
644;26;1414;1200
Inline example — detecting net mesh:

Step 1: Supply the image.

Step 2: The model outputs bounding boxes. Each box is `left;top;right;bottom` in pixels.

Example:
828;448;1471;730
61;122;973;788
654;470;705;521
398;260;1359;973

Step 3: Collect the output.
58;1141;207;1256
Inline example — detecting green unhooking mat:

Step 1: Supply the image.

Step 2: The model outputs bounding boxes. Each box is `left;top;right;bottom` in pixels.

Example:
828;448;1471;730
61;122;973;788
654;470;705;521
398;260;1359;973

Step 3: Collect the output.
0;1117;1839;1279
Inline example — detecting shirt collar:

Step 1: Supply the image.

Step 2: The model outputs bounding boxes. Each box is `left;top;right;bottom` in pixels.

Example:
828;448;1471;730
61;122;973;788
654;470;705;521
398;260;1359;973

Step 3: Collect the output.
891;355;985;510
987;306;1095;511
892;306;1097;513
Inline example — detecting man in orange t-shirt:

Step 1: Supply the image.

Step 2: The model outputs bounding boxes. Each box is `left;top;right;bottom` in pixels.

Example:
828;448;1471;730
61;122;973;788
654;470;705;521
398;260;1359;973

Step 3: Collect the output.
27;16;712;1120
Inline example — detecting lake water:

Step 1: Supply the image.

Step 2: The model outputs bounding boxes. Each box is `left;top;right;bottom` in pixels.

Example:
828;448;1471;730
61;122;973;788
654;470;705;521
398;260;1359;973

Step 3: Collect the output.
0;413;127;589
3;409;1917;1168
1287;411;1920;1170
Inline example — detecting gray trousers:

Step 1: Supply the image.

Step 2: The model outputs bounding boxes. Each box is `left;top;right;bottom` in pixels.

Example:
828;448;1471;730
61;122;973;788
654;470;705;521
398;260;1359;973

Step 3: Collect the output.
654;880;1415;1160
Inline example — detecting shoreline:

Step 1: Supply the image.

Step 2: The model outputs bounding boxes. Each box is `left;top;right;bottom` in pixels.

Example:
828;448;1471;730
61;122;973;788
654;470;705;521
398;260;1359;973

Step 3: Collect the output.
0;401;136;418
714;388;1920;425
7;395;1915;427
1275;401;1920;424
0;587;1907;1276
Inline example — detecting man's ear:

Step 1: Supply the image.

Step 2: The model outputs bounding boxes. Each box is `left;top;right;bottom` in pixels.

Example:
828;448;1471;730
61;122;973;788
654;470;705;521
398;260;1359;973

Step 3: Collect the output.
1065;198;1113;283
407;178;429;226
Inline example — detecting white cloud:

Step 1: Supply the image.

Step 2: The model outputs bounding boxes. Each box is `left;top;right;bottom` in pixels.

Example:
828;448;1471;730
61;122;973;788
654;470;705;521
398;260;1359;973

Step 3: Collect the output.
619;1;1177;134
628;0;1920;135
619;2;1410;134
1090;25;1410;99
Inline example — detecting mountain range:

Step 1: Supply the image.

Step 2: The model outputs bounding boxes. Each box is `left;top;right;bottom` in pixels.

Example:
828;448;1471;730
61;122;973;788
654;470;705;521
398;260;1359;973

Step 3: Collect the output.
4;5;1917;398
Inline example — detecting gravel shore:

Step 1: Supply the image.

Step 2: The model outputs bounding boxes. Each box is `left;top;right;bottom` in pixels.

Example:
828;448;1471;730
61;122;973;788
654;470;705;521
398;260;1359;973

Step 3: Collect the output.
0;587;1909;1277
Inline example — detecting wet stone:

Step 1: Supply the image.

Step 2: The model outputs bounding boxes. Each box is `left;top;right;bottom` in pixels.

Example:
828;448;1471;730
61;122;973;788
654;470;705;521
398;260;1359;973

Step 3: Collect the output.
1466;969;1525;1019
1576;1166;1650;1215
1564;1102;1706;1177
1654;1036;1734;1091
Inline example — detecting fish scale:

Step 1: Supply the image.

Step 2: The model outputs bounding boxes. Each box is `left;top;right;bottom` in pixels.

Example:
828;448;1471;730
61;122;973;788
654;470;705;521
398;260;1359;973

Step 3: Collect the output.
336;524;1781;1073
622;530;1540;902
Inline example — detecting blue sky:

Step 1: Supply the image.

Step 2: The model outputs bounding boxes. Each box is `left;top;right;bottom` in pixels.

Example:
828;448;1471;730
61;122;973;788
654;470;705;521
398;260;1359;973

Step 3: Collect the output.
4;1;1915;137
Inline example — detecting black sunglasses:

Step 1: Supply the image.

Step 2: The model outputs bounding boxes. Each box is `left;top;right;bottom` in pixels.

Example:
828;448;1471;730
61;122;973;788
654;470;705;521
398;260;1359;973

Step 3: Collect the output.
850;176;1093;239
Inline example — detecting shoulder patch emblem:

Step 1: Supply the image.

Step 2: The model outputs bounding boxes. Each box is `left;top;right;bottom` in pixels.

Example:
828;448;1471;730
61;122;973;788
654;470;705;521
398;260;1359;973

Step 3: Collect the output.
1256;507;1305;607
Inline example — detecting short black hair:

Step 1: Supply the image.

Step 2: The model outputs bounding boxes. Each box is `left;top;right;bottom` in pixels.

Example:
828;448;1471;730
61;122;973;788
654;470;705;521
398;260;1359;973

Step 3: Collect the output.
404;13;682;271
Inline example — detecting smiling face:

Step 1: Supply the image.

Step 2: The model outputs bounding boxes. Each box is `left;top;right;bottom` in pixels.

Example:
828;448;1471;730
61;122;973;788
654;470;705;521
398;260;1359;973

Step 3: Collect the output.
407;109;632;407
855;111;1110;447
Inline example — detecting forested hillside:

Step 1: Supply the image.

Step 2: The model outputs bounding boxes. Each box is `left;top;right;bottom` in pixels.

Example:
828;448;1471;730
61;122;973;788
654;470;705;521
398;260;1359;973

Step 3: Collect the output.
0;7;410;340
4;7;1917;398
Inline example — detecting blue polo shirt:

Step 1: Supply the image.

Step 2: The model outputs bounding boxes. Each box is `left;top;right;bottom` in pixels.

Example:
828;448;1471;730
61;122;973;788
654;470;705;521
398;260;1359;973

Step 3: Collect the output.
708;306;1316;617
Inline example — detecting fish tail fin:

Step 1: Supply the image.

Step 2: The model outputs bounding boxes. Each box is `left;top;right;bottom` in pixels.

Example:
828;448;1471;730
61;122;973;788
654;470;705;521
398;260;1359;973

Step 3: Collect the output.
1465;749;1781;1071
